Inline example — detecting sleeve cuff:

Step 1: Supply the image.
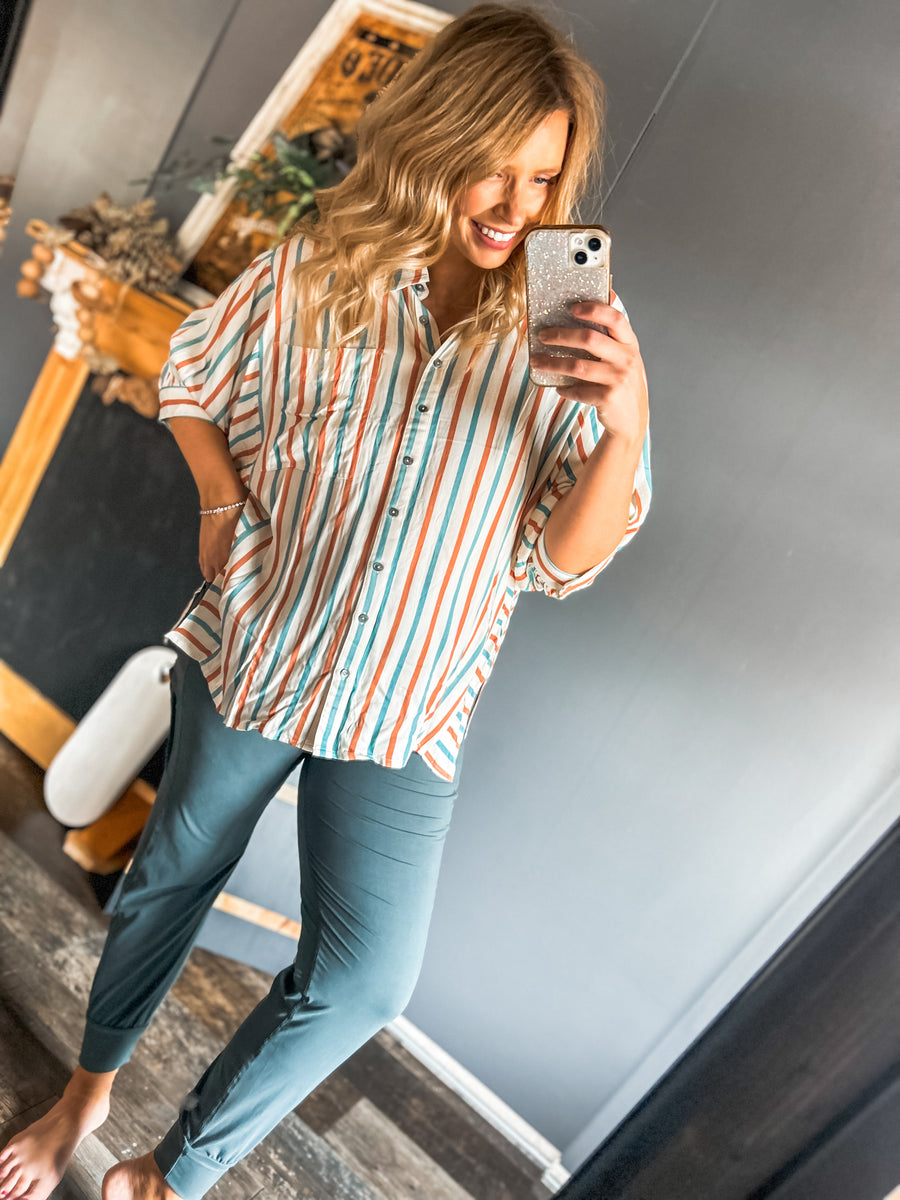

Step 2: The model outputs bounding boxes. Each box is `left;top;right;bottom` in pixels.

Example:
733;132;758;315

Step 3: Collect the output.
157;398;219;427
532;527;613;599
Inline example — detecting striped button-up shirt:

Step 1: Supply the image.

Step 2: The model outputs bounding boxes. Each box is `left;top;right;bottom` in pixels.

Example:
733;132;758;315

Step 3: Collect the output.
158;235;651;779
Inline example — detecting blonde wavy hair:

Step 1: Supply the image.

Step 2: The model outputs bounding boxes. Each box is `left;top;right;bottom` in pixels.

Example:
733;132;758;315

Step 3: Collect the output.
290;3;606;346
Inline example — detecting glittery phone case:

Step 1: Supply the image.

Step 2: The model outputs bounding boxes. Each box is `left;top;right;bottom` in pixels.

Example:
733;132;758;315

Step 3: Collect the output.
525;225;611;387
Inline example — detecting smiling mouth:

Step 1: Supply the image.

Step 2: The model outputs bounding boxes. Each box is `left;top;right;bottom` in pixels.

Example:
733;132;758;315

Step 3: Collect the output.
472;221;517;246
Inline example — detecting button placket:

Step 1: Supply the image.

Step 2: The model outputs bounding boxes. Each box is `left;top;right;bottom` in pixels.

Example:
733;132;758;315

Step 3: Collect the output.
407;348;447;441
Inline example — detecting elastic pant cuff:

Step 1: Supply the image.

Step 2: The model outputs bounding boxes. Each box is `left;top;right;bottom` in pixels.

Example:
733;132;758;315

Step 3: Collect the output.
155;1125;228;1200
79;1018;147;1073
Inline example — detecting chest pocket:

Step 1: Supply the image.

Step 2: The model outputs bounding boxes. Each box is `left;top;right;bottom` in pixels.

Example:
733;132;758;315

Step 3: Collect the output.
265;342;379;470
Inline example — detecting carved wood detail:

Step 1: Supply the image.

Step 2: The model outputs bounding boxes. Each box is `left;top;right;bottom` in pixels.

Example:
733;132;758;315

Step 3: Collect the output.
18;219;194;410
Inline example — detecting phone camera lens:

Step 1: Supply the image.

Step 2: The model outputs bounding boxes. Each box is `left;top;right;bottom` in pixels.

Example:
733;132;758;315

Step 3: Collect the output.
587;236;602;252
573;250;588;265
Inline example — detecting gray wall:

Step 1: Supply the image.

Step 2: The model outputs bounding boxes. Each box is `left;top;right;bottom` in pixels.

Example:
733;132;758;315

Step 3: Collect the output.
407;0;900;1163
2;0;899;1174
0;0;239;450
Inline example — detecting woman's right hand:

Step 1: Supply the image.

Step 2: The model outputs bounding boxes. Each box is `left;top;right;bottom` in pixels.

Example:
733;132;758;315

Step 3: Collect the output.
165;419;249;582
199;506;244;581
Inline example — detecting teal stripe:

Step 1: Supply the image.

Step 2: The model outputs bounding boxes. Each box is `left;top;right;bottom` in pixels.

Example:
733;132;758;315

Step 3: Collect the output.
219;567;264;628
249;336;372;722
395;372;533;753
312;303;414;746
283;327;410;735
315;290;448;748
180;613;218;643
343;344;467;755
372;345;533;760
243;338;363;685
641;429;653;490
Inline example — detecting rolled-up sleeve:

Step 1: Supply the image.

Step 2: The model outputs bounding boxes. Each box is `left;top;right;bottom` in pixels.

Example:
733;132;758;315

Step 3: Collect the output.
514;291;652;599
514;403;652;600
158;245;277;434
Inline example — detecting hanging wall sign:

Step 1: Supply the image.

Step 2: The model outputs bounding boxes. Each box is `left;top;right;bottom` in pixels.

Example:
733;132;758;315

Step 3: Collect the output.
176;0;450;297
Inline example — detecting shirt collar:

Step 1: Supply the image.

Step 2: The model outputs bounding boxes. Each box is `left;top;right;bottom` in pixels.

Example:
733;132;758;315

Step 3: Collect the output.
392;265;430;296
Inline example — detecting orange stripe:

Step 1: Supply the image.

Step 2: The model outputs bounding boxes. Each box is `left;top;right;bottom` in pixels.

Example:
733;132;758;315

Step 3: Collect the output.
420;341;540;719
280;295;397;732
292;350;427;729
380;339;526;758
176;628;210;656
268;347;388;715
225;249;296;704
421;749;447;778
348;355;476;760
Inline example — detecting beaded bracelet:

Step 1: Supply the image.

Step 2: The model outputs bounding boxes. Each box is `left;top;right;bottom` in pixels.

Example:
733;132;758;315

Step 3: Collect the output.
199;499;245;516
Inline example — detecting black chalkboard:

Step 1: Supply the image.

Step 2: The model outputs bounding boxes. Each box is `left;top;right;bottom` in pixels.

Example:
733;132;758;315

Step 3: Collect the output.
0;381;202;782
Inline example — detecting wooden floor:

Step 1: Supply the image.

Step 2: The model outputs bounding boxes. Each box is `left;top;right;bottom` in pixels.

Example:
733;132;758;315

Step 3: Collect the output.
0;735;554;1200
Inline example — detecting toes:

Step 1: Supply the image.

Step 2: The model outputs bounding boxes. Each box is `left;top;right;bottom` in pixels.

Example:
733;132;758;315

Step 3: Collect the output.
1;1170;23;1200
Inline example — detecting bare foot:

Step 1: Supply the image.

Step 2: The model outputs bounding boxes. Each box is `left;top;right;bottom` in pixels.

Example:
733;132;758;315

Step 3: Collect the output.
0;1067;115;1200
102;1152;182;1200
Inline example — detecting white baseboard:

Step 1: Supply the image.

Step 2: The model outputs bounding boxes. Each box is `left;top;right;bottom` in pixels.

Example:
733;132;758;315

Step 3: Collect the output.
387;1014;569;1189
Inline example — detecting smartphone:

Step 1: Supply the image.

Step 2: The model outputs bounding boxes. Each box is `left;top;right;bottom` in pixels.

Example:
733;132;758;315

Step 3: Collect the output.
525;225;611;387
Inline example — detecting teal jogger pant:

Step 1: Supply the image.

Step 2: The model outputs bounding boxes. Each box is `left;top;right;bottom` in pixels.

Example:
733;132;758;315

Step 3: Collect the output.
79;653;460;1199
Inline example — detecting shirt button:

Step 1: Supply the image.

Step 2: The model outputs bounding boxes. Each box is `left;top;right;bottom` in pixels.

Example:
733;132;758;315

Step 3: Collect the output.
434;358;443;368
358;613;368;623
340;668;350;678
414;283;426;293
418;404;428;413
402;455;414;465
388;507;399;517
373;561;384;572
419;315;429;325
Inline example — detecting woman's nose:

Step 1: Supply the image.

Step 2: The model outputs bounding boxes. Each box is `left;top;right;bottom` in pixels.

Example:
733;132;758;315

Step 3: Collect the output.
495;181;527;226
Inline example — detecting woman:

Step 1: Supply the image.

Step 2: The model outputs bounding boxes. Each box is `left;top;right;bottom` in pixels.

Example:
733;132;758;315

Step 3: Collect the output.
0;6;650;1199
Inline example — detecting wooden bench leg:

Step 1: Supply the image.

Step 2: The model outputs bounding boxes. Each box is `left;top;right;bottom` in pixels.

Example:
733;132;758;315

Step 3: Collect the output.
62;786;154;874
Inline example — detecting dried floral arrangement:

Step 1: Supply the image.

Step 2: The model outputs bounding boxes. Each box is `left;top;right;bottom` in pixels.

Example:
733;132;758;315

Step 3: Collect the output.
20;196;186;419
35;193;182;294
90;370;160;419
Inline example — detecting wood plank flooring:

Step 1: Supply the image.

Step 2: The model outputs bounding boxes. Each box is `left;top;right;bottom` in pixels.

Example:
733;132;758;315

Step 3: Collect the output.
0;735;554;1200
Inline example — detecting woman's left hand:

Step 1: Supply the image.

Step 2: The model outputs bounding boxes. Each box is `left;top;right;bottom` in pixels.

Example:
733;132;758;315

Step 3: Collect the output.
532;291;649;446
